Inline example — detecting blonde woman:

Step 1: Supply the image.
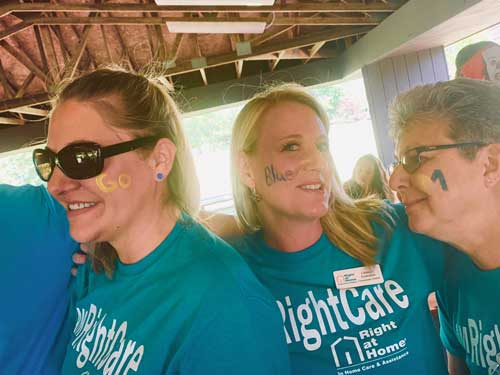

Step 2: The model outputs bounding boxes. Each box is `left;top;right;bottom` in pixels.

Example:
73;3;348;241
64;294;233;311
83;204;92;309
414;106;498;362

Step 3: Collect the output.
33;69;290;374
227;84;449;374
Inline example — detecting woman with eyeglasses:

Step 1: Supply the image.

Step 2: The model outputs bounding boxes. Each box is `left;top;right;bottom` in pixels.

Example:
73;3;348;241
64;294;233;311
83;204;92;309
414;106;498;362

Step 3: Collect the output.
34;68;290;374
223;84;451;374
389;78;500;375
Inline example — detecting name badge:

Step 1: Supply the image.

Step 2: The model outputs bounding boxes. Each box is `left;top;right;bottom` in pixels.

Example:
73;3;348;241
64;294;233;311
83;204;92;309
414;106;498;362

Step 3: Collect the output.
333;264;384;290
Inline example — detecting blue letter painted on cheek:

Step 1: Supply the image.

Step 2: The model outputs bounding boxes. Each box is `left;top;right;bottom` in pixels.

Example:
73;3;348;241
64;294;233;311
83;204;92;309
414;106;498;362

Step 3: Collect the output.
431;169;448;191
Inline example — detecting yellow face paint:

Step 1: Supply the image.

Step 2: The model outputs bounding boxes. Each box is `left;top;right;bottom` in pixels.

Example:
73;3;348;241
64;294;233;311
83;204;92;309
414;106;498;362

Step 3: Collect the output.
413;173;433;194
118;174;131;189
95;174;118;193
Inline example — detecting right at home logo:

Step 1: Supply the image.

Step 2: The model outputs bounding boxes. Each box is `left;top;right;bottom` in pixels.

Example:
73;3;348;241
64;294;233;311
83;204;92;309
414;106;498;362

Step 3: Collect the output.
330;321;409;374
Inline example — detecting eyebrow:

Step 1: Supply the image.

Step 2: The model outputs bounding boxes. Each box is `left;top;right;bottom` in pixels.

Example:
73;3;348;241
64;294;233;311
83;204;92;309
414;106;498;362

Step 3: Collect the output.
278;134;303;141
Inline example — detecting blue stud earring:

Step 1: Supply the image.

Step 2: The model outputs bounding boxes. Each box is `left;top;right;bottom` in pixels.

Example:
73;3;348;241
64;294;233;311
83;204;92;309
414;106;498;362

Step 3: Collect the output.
155;172;165;182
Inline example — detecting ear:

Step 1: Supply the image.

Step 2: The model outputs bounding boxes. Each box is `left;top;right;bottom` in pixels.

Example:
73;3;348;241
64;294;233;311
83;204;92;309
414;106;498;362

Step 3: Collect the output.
148;138;176;179
237;152;255;189
483;143;500;188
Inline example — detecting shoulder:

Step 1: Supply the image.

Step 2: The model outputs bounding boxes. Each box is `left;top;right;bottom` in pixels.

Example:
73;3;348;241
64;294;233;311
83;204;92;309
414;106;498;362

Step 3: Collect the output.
177;217;272;301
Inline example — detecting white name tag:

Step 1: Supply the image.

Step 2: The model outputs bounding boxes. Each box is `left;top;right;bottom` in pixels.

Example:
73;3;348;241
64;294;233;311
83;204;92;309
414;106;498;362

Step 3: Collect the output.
333;264;384;289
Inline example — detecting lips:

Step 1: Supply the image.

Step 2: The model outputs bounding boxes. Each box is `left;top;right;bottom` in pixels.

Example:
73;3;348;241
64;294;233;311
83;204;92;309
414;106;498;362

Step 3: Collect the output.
403;197;427;210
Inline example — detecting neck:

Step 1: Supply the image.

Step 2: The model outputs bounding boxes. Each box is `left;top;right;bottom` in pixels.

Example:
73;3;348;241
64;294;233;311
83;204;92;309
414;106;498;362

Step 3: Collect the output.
259;212;323;253
110;202;179;264
439;200;500;270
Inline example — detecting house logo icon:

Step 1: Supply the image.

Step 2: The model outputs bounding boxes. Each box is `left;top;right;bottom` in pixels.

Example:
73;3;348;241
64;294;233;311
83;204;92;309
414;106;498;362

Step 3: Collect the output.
330;336;365;367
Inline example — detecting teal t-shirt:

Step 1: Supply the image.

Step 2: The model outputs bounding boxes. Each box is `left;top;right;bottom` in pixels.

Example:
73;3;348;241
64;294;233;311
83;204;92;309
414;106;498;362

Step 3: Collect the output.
62;214;290;375
0;184;76;374
231;204;448;375
437;249;500;374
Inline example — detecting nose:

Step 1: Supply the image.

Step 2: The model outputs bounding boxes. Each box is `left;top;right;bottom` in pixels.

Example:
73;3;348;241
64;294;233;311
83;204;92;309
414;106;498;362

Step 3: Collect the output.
388;164;410;194
304;146;327;173
47;166;80;198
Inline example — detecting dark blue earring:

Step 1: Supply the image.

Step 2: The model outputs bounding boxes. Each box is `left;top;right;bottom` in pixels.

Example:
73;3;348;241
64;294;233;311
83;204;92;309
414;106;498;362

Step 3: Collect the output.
155;172;165;182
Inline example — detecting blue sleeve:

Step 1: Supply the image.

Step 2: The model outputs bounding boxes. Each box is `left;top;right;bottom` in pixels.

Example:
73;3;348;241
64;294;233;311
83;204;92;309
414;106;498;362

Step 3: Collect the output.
436;290;466;358
180;294;291;375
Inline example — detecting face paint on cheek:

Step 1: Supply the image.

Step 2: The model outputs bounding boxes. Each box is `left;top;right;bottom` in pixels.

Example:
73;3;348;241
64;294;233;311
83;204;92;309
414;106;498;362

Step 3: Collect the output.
431;169;449;191
264;164;289;186
96;173;118;193
118;174;131;189
413;173;434;194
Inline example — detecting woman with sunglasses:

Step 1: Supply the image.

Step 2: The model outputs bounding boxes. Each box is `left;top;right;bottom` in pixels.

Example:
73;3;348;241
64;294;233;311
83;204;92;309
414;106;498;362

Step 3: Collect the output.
224;84;451;374
35;68;290;374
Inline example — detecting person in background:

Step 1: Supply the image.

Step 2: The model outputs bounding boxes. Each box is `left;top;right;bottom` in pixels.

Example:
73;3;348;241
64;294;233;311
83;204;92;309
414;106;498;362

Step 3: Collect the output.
343;153;395;201
389;78;500;375
36;68;290;374
0;184;76;374
455;40;500;82
227;83;450;374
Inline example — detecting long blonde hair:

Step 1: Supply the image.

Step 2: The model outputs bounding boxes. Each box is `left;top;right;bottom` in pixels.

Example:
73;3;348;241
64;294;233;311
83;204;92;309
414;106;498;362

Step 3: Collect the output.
52;67;200;276
231;84;393;265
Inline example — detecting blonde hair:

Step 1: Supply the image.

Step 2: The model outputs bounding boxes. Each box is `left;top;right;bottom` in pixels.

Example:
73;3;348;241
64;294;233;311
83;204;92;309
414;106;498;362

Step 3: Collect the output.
52;67;200;276
231;83;393;265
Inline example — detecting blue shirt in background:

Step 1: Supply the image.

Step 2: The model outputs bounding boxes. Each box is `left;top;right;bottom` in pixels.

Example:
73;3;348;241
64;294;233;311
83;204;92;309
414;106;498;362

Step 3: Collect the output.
0;184;76;374
231;204;449;375
437;249;500;375
62;214;290;375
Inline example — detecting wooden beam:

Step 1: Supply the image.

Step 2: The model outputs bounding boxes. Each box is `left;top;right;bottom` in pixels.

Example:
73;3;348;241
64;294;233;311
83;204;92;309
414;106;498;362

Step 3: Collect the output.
0;117;25;126
0;41;48;84
9;106;49;117
0;60;15;99
194;35;208;86
48;25;71;63
63;24;93;80
15;73;35;98
0;21;33;42
20;15;381;26
236;60;243;79
270;50;286;72
165;26;372;77
113;24;138;72
304;41;326;64
100;25;113;62
38;25;59;82
0;3;400;16
169;33;185;61
0;93;51;113
33;26;50;78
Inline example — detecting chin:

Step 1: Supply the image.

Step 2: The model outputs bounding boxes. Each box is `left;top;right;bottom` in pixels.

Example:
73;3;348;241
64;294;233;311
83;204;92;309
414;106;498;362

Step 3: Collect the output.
407;214;434;235
69;224;101;244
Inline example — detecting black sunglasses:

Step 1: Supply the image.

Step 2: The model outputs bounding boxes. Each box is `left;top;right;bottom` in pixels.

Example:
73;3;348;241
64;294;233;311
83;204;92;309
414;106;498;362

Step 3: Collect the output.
33;136;158;182
391;142;487;174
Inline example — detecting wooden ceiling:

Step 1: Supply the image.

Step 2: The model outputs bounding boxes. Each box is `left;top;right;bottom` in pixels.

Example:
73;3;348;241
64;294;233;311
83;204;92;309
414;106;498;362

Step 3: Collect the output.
0;0;406;128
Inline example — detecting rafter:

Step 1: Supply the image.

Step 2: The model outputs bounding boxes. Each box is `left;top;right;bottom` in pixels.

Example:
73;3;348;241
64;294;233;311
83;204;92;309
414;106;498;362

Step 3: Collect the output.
0;117;25;126
0;3;400;17
63;24;93;80
38;25;59;82
194;35;208;86
15;73;35;98
34;26;50;77
100;25;113;62
10;15;380;27
0;60;15;99
0;93;50;113
113;24;138;72
0;40;47;84
270;50;286;72
165;26;372;77
169;33;186;61
304;41;326;64
9;106;49;117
